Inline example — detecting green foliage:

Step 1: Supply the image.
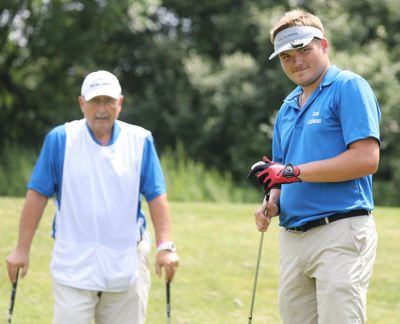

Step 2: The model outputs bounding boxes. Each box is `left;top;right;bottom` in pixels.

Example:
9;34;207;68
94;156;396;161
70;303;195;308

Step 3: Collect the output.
183;51;270;177
0;144;36;196
1;0;400;204
0;144;260;202
374;157;400;206
161;141;260;202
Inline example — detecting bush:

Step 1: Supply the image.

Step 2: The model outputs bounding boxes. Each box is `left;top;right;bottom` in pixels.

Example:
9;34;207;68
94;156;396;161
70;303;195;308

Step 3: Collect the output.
3;144;397;205
0;143;261;202
0;144;36;197
160;142;260;202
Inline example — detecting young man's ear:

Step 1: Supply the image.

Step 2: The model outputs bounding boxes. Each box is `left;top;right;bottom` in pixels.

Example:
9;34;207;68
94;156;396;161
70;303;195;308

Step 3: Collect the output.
321;38;329;52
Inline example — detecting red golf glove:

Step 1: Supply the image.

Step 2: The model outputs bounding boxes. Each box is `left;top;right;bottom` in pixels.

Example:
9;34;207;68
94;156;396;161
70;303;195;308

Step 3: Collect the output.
247;156;301;193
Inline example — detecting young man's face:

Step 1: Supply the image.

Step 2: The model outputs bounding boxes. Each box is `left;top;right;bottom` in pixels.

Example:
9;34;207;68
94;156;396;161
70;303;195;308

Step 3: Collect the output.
279;38;329;89
79;95;123;136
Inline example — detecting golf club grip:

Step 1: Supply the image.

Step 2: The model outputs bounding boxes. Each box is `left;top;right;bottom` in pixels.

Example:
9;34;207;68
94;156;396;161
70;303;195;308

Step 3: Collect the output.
8;268;20;323
166;281;171;323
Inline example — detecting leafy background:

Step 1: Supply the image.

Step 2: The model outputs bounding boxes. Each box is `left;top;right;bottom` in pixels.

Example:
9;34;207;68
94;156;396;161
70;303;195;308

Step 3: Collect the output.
1;0;400;204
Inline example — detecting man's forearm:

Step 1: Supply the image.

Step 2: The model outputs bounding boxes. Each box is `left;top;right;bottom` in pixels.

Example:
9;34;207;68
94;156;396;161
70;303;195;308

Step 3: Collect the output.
299;138;379;182
16;189;48;253
148;193;172;245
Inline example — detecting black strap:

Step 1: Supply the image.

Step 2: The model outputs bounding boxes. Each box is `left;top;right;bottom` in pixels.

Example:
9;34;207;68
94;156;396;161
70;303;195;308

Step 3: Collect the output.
287;209;370;232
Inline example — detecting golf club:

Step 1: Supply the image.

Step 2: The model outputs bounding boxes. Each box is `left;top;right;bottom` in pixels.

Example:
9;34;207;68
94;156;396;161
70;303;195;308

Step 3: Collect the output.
166;281;171;324
248;194;268;324
248;231;265;324
8;267;20;324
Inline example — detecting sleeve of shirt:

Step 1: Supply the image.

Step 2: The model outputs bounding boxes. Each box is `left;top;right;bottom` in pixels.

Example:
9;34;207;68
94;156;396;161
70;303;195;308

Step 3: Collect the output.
140;134;167;202
28;125;66;199
337;76;381;146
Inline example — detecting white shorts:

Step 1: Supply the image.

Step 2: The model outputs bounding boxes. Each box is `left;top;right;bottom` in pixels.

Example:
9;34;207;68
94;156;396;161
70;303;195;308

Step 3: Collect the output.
278;215;377;324
52;233;151;324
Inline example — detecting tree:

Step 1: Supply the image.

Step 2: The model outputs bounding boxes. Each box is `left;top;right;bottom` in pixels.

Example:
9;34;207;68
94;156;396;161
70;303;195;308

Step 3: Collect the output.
1;0;400;204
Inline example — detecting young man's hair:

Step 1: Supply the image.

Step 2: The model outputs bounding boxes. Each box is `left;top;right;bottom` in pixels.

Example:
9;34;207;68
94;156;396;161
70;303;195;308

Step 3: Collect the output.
270;9;324;43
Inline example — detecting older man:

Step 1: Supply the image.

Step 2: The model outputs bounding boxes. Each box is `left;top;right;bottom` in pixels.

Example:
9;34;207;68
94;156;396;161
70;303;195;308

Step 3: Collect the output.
7;70;179;324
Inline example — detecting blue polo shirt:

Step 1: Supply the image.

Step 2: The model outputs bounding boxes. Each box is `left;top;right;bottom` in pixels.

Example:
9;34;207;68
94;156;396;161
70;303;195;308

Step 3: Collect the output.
273;65;381;228
28;120;166;237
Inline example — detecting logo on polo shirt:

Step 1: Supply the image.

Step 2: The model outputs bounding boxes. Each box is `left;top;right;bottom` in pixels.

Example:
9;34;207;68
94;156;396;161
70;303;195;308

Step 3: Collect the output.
307;111;321;124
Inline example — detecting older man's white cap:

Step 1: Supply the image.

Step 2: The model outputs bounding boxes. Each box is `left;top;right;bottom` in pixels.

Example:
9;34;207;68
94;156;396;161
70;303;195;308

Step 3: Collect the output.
81;70;122;101
269;26;323;60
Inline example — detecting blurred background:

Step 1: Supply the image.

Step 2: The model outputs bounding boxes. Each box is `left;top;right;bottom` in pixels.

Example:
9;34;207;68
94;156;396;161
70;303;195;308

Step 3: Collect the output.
1;0;400;205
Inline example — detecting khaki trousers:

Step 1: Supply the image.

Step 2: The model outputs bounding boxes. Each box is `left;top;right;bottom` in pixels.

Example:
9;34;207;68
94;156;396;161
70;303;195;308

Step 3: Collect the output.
52;234;151;324
278;215;377;324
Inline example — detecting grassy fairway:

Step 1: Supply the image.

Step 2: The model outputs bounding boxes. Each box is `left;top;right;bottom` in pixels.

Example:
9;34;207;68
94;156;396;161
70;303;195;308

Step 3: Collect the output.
0;197;399;323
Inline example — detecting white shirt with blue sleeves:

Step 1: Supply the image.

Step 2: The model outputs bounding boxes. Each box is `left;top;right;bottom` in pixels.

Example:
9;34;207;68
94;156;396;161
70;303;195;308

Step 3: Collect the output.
28;119;166;291
273;65;381;228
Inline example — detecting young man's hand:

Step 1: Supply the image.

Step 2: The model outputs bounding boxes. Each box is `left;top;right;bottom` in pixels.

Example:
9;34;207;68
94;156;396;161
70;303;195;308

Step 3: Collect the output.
248;156;301;193
254;199;279;232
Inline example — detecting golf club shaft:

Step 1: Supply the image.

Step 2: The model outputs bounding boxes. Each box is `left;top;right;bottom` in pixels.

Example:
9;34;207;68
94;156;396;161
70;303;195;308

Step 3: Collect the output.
248;231;264;324
8;268;20;324
166;281;171;324
248;194;268;323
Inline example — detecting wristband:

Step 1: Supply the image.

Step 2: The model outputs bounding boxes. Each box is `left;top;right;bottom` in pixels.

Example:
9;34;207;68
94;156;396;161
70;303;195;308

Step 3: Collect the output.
156;241;176;253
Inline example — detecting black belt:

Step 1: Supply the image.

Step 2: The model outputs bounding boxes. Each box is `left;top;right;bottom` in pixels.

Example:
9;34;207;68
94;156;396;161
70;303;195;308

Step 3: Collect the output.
286;209;371;232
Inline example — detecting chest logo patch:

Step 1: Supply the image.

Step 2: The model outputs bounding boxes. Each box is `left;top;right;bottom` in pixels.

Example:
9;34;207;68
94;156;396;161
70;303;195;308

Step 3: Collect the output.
307;118;321;125
307;111;321;124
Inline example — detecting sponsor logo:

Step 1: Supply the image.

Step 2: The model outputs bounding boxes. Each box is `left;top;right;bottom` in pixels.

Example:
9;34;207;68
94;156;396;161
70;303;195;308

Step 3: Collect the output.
307;118;321;125
90;82;111;88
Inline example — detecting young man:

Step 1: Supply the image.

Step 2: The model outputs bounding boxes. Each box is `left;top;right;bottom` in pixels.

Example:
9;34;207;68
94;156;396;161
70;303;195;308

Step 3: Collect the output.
248;10;380;324
6;70;179;324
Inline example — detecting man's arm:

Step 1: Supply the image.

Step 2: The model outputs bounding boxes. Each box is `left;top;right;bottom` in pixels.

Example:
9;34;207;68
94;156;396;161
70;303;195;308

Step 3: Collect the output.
249;138;379;193
252;138;379;231
148;193;179;281
6;189;48;283
298;138;379;182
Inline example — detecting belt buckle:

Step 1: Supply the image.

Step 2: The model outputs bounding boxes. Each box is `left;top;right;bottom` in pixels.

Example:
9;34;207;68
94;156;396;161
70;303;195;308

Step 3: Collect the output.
324;216;330;225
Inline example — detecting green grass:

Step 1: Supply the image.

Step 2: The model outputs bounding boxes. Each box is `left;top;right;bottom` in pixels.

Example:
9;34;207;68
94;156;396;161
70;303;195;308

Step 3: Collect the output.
0;197;399;323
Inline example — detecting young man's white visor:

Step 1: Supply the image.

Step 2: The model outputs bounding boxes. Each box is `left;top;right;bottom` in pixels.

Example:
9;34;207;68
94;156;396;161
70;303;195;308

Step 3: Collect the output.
269;26;323;60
